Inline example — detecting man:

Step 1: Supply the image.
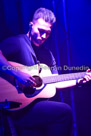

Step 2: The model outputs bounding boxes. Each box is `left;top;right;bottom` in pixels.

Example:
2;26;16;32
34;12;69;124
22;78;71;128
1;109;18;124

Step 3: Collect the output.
0;7;91;136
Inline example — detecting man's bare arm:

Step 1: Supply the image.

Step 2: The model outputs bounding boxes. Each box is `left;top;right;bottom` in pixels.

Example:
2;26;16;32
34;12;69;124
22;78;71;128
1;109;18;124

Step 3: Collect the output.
0;50;36;86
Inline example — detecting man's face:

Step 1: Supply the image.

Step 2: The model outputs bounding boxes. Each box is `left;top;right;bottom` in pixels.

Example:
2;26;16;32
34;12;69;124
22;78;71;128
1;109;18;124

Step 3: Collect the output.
30;18;52;46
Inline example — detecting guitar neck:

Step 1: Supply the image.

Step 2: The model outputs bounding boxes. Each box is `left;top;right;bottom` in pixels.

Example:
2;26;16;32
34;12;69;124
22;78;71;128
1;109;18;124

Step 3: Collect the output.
42;72;86;84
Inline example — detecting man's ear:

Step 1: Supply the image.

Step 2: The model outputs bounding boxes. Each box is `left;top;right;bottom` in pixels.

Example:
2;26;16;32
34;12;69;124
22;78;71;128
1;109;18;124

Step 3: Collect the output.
29;22;33;27
28;22;33;37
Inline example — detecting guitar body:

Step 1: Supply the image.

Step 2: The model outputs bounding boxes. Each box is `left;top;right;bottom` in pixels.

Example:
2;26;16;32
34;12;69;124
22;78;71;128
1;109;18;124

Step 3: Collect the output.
0;62;56;111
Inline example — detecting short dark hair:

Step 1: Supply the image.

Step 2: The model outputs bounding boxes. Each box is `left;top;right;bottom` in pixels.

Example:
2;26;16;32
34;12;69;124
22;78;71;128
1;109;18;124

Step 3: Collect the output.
32;7;56;25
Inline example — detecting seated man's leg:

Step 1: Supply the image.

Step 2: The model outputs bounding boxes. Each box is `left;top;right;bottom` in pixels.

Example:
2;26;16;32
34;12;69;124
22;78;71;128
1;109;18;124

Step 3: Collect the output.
10;100;72;136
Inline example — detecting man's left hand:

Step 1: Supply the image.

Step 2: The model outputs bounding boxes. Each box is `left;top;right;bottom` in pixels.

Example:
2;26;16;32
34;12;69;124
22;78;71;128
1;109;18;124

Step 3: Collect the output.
78;69;91;84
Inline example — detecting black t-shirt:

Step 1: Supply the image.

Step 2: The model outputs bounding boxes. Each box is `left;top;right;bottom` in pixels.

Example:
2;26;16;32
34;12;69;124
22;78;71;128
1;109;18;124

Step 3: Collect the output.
0;34;58;74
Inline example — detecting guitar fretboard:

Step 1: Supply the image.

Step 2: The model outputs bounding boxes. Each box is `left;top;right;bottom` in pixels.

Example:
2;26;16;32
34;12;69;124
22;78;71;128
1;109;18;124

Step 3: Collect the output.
42;72;86;84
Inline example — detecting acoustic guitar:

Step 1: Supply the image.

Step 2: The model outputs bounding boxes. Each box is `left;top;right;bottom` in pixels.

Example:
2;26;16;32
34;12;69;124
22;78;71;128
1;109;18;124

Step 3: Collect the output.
0;62;87;111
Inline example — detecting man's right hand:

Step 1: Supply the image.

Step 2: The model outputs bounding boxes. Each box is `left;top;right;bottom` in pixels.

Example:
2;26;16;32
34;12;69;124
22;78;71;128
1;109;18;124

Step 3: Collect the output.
15;70;37;87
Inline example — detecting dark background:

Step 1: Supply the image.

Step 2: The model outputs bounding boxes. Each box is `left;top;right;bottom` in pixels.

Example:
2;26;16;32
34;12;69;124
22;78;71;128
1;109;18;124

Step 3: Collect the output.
0;0;91;136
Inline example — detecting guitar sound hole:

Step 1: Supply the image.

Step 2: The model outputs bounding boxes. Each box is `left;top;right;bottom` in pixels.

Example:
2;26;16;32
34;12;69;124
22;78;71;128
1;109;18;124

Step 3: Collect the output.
23;76;43;97
33;75;43;87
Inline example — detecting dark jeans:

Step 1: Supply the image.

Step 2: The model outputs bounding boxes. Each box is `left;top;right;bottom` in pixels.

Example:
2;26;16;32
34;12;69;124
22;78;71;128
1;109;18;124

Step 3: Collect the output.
8;100;72;136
